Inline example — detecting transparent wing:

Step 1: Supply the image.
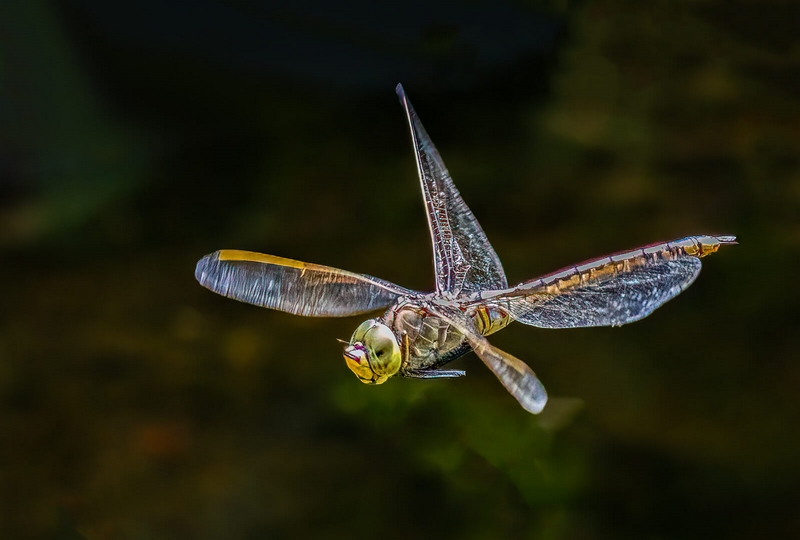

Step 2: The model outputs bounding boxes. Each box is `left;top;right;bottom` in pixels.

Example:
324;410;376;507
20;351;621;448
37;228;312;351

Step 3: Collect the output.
434;308;547;414
396;84;507;296
196;250;411;317
479;235;736;329
505;258;701;328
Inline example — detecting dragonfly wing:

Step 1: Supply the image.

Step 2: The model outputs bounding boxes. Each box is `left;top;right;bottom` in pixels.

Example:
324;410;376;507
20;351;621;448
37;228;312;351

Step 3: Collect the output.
434;308;548;414
482;235;736;329
396;84;507;296
196;250;411;317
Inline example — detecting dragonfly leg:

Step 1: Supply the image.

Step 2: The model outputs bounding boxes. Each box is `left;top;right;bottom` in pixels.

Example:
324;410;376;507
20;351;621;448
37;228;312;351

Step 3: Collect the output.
401;332;411;370
402;369;466;379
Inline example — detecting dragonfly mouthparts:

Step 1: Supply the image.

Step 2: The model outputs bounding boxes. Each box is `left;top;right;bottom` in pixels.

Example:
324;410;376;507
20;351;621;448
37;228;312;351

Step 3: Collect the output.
343;344;366;363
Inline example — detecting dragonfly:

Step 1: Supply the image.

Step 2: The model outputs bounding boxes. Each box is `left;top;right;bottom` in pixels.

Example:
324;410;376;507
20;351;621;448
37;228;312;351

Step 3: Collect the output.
195;84;735;414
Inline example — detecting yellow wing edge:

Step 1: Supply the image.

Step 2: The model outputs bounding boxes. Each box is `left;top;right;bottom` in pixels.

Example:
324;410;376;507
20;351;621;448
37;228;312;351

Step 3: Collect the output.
217;250;324;272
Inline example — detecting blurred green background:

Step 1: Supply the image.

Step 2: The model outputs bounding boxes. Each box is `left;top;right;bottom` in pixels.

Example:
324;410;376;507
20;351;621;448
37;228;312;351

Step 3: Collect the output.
2;1;799;538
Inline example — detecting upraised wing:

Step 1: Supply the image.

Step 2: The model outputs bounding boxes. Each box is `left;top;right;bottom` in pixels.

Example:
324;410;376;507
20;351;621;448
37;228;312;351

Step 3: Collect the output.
196;250;411;317
434;307;548;414
396;84;507;297
477;235;736;328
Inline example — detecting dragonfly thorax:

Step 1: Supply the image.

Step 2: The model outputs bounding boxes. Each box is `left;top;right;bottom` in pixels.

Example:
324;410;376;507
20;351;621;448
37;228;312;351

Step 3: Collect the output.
385;302;467;371
342;319;402;385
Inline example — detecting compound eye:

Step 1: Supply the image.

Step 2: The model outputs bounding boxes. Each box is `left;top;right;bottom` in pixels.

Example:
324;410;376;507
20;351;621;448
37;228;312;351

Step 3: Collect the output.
364;323;401;377
349;319;377;344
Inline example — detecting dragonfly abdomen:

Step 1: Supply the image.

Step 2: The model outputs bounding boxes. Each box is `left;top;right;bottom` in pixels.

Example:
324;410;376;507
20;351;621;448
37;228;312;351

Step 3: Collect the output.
509;234;735;297
472;304;512;336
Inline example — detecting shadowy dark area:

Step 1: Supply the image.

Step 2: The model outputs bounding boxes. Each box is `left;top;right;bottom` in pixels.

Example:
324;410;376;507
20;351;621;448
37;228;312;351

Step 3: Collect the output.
1;1;799;538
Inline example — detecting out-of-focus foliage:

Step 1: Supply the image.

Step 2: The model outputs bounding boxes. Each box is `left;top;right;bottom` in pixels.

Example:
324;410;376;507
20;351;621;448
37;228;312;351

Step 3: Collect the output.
1;0;799;538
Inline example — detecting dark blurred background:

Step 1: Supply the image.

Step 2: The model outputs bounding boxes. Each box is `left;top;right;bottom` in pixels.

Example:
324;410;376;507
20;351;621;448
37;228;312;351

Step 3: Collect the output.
2;1;799;538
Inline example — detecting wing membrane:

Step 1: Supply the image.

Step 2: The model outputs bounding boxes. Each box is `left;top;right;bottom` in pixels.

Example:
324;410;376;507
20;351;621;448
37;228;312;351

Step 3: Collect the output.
434;308;547;414
396;84;507;296
481;235;736;329
195;250;411;317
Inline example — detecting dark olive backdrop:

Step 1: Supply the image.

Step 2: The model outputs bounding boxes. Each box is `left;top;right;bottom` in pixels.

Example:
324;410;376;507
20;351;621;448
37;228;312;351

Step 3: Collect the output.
2;1;799;538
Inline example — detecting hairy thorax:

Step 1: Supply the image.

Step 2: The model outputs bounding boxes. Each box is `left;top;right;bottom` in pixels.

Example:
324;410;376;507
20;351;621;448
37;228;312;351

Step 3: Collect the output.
383;299;511;372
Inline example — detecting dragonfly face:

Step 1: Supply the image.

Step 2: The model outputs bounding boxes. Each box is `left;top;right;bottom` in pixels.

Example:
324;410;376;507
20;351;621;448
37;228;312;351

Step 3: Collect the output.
343;319;402;385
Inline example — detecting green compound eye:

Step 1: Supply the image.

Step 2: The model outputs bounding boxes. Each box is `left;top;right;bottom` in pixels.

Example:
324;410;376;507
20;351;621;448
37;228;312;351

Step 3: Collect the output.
349;319;375;343
343;321;401;385
363;323;401;378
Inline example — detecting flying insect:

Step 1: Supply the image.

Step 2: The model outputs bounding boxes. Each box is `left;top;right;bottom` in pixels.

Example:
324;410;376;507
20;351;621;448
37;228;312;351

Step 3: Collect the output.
196;85;735;413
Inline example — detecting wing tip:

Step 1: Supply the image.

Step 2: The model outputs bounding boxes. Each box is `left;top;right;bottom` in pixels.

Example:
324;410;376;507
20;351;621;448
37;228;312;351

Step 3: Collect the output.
195;251;220;285
520;384;548;414
716;235;737;245
395;83;405;99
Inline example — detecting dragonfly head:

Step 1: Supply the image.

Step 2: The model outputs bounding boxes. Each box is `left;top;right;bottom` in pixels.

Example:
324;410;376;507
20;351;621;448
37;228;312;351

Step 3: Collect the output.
342;319;401;385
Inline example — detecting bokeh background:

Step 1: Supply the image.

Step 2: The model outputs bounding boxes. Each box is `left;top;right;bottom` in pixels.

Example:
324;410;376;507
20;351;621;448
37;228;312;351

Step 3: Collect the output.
3;1;799;538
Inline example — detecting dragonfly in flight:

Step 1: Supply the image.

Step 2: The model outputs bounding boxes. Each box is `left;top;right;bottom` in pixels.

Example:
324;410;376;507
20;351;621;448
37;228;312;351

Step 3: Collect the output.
196;84;735;414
